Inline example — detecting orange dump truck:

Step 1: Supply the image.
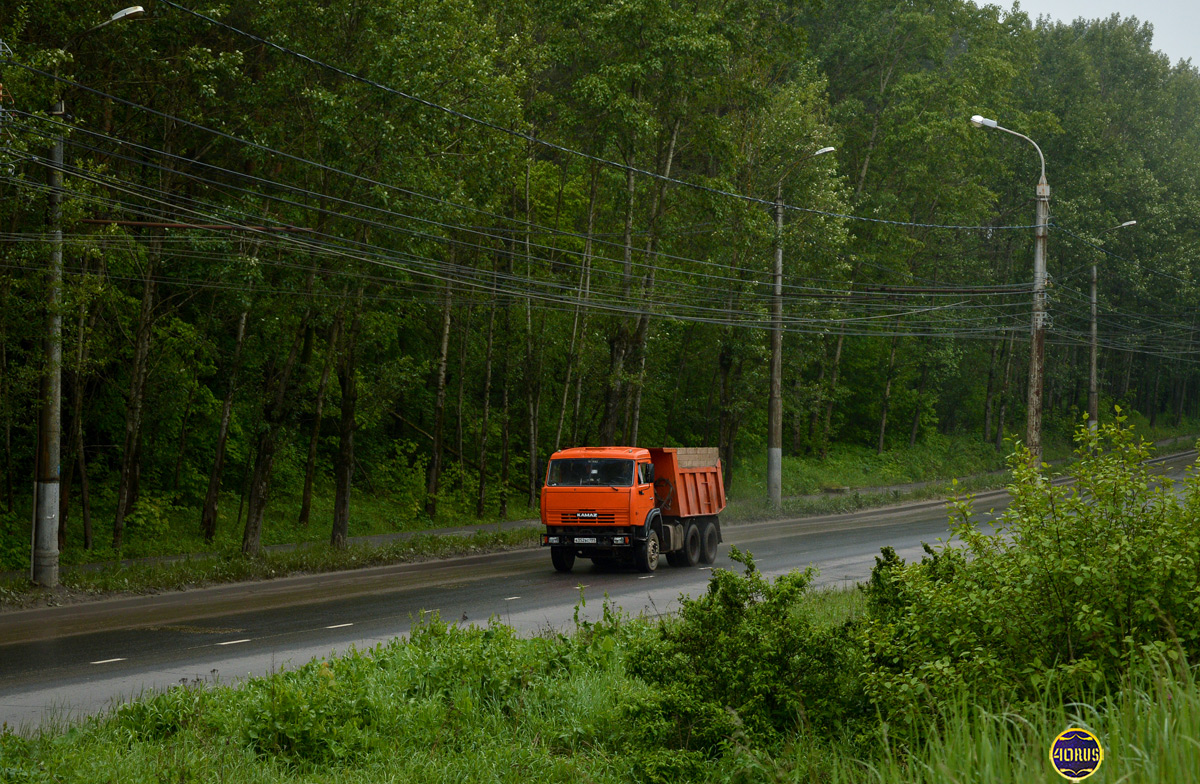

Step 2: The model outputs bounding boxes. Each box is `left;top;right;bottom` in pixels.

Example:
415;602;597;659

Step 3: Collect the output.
540;446;726;573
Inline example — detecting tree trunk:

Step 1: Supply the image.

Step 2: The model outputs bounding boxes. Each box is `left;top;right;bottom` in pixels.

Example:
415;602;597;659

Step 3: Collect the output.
1148;363;1162;429
0;328;9;512
806;352;828;453
60;289;95;548
499;315;512;519
58;371;80;550
425;280;454;519
628;121;680;446
76;414;92;551
877;336;899;454
996;330;1016;450
170;364;200;495
242;309;311;556
555;166;599;451
201;309;247;543
598;166;638;444
909;363;929;448
112;253;158;550
299;312;343;526
716;343;743;493
476;297;496;518
523;162;545;506
455;305;471;484
983;339;999;444
820;330;845;459
331;288;363;549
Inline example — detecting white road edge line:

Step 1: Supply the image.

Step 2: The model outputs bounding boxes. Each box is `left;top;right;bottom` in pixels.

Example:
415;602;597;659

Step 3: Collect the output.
325;623;354;629
216;639;251;646
90;658;127;665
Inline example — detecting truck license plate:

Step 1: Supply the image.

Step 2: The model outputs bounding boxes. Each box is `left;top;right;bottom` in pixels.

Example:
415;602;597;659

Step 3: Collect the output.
574;537;597;544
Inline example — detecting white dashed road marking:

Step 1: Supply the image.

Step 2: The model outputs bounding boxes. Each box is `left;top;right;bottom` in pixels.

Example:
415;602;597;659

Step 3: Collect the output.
216;639;251;646
90;658;127;665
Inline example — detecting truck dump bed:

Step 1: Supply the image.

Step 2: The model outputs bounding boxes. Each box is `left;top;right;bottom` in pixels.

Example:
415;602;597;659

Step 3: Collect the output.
648;447;726;518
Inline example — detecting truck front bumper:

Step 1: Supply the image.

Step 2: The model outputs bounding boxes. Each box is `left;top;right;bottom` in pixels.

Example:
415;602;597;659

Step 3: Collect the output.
541;527;635;548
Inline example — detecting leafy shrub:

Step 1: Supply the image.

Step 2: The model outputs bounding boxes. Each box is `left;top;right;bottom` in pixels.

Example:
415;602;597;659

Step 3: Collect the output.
242;652;380;765
859;416;1200;728
122;494;177;545
629;548;868;754
115;684;215;741
0;510;27;572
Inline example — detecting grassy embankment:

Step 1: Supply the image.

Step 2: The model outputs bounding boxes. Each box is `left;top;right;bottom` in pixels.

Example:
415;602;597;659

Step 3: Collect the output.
1;415;1194;603
4;422;1200;781
2;568;1198;782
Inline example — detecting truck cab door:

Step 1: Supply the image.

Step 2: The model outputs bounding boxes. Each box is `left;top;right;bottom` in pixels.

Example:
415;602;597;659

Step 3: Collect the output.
636;461;655;523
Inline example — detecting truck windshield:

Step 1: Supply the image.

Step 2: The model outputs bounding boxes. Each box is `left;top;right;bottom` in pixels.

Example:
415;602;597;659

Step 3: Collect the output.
546;458;634;487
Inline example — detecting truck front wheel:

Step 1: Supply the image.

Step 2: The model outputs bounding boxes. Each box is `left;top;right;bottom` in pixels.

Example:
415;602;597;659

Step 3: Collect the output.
699;519;719;564
635;531;660;573
551;546;576;573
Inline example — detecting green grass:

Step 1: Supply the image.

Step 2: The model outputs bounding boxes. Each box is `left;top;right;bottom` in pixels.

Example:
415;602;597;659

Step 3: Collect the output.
0;476;538;573
0;607;658;783
732;433;1010;500
0;527;540;607
4;583;1197;783
821;662;1200;783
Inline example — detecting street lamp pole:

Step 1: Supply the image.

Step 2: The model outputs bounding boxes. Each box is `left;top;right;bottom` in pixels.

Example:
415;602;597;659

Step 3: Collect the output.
970;114;1049;467
32;5;143;587
769;145;834;511
1088;220;1136;433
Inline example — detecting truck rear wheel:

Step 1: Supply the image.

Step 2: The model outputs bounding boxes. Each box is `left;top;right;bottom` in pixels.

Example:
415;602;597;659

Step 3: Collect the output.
699;518;719;564
681;522;701;566
635;531;660;573
551;546;576;573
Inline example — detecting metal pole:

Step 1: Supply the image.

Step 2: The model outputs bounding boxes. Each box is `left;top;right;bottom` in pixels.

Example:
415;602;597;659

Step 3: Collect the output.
30;7;142;585
768;182;783;511
33;102;64;587
1088;256;1099;434
1027;174;1049;467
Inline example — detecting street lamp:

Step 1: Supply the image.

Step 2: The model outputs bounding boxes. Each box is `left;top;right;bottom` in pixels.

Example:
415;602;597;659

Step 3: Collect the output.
970;114;1050;467
1088;220;1137;433
769;145;835;511
32;5;143;587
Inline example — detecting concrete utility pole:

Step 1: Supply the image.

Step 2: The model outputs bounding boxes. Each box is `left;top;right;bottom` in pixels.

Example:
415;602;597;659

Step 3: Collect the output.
32;5;143;587
768;146;834;511
970;114;1049;467
1088;220;1137;433
768;183;784;511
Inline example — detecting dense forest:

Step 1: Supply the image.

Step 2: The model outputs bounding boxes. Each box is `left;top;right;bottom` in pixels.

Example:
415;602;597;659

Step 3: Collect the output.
1;0;1198;556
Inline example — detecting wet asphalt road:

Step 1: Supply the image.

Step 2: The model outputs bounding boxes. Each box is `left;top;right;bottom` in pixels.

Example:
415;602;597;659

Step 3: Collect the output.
1;453;1193;730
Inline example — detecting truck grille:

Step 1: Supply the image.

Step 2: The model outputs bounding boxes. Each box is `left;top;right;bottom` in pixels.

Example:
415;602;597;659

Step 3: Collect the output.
560;511;626;525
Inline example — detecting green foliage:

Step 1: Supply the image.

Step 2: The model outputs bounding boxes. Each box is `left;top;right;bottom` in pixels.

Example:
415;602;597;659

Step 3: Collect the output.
0;510;27;572
0;528;540;606
859;415;1200;730
630;547;868;754
122;494;179;544
837;659;1200;784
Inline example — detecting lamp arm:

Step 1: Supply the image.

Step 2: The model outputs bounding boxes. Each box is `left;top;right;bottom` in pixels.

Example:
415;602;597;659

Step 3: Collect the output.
994;124;1046;183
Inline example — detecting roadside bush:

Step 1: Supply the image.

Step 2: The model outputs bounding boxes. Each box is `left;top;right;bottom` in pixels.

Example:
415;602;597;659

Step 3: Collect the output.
241;650;381;765
0;509;27;572
629;548;868;754
860;416;1200;728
